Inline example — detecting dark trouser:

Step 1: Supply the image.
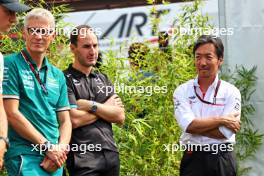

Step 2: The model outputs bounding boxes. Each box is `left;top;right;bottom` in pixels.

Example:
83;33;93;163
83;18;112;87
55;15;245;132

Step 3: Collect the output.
67;149;119;176
180;150;237;176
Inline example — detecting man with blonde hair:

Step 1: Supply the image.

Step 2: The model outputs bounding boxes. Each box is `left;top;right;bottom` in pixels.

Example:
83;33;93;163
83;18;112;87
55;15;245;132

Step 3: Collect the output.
2;8;71;175
0;0;30;170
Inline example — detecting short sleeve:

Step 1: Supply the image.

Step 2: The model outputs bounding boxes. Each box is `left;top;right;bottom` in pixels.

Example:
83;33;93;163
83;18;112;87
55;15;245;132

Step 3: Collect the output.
64;74;78;109
173;85;196;132
2;56;20;99
56;72;70;111
219;86;241;139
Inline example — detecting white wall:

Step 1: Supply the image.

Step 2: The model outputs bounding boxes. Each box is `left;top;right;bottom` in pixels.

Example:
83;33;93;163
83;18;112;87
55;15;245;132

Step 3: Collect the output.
219;0;264;175
63;1;218;53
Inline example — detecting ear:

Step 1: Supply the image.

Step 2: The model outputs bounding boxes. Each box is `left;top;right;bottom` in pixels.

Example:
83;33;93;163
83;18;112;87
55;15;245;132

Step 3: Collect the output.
22;28;27;41
70;43;76;53
218;57;224;68
219;57;223;64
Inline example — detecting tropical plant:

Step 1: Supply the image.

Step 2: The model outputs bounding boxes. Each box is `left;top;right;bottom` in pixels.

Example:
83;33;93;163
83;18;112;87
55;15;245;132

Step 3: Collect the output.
0;1;262;176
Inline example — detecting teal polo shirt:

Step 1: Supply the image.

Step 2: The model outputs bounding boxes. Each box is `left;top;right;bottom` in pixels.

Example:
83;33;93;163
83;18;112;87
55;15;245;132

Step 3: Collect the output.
2;48;70;159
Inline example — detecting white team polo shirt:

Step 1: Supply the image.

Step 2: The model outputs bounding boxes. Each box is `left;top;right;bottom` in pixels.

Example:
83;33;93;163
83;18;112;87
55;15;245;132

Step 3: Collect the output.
173;74;241;145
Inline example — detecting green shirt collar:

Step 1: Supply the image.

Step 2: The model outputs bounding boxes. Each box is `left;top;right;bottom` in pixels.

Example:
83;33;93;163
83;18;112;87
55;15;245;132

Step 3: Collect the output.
22;48;49;69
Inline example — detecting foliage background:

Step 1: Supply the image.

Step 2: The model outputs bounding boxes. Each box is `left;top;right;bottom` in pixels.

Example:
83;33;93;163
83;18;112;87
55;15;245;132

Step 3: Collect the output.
0;0;262;176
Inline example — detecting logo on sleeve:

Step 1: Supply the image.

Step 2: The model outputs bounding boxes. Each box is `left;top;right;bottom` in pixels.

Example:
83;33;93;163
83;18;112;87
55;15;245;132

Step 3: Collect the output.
94;77;104;85
72;78;81;85
2;67;9;85
234;103;240;111
47;78;59;89
189;96;196;100
234;98;241;111
174;99;181;110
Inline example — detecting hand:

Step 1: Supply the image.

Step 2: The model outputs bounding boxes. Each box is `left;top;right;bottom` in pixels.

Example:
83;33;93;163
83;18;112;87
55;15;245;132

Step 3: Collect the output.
40;156;58;173
221;112;241;133
0;141;6;170
104;94;124;108
45;144;67;168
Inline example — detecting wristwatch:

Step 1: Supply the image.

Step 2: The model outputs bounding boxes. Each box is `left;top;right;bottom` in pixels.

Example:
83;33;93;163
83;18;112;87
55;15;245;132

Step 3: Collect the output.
0;136;10;149
89;101;97;113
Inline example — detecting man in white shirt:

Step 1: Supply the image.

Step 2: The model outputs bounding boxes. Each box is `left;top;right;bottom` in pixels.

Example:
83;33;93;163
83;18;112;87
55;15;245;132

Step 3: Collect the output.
173;35;241;176
0;0;30;170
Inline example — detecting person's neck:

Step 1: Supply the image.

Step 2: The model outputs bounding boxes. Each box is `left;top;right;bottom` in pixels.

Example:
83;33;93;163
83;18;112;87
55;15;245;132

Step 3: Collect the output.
198;75;216;93
26;48;46;70
72;62;93;76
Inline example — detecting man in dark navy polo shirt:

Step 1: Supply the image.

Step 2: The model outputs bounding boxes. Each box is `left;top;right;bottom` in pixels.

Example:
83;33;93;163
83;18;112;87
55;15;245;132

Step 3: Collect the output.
64;25;125;176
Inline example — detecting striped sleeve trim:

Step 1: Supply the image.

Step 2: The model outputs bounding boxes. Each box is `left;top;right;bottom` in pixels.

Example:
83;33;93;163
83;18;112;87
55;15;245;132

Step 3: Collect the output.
3;95;20;99
70;104;78;109
56;106;70;112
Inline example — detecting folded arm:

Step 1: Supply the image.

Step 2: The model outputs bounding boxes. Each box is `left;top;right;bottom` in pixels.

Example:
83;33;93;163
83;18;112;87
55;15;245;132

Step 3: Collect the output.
69;108;98;129
173;85;241;140
186;113;240;139
77;94;125;125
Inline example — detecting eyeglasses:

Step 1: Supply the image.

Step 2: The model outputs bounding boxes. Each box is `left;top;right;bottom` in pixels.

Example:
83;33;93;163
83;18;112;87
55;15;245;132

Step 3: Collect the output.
27;27;55;36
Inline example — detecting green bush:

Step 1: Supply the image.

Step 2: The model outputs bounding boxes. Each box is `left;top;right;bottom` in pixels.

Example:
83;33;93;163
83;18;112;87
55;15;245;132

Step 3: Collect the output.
0;1;262;176
100;1;263;175
222;66;263;175
99;1;206;175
